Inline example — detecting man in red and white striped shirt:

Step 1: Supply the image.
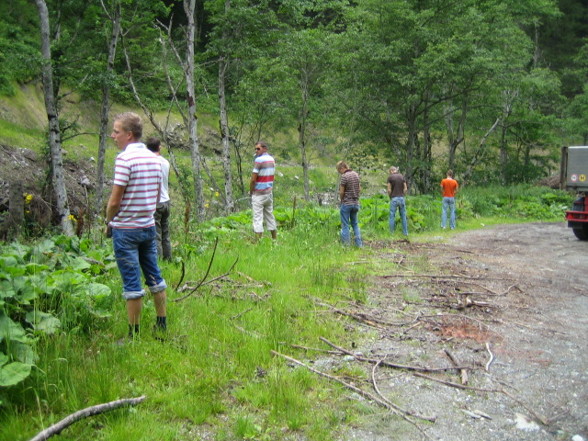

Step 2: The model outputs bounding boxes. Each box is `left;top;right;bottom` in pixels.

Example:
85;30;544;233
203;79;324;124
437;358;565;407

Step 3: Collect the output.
106;112;168;340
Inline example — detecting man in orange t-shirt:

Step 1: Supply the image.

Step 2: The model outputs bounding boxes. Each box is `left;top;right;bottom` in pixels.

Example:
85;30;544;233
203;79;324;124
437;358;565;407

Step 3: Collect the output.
440;170;459;229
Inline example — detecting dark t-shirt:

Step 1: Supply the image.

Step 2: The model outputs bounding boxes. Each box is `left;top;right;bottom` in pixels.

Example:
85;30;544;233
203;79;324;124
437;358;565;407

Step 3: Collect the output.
387;173;406;198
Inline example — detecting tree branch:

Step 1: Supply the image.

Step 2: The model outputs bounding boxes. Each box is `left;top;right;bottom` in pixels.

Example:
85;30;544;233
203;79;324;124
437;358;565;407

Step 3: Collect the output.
29;396;146;441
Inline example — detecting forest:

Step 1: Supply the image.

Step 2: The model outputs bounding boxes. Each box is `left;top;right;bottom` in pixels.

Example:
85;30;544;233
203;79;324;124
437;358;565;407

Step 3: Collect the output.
1;0;587;229
0;0;586;440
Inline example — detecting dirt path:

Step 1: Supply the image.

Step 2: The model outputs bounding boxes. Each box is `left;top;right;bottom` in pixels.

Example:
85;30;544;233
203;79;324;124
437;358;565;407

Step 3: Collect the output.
341;222;588;441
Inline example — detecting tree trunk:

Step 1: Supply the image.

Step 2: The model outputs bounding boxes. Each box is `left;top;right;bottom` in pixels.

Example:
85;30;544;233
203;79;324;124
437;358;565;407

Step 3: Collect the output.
35;0;74;236
184;0;204;222
96;1;121;217
218;2;234;214
404;104;419;189
299;76;310;201
445;99;467;172
421;99;432;193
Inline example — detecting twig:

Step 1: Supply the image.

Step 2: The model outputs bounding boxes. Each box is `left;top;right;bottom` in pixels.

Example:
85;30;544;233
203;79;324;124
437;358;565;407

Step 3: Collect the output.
173;260;185;292
29;396;146;441
174;238;218;302
312;298;409;328
319;337;474;372
443;349;468;385
371;358;436;424
279;342;342;355
230;306;254;321
381;274;509;281
485;342;495;372
200;257;239;287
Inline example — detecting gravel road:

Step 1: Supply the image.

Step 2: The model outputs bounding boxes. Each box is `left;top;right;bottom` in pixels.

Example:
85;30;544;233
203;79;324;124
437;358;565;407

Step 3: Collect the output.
340;222;588;441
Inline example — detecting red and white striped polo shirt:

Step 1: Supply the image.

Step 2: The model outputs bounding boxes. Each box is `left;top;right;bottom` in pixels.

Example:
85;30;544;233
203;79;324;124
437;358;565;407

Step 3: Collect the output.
111;143;162;229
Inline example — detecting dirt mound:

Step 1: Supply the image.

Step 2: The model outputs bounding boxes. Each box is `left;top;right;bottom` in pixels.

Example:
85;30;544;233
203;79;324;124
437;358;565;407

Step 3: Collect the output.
0;143;97;232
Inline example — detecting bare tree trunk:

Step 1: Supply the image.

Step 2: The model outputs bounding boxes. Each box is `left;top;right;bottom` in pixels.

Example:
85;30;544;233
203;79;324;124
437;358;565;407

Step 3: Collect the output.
184;0;204;221
218;29;234;213
462;117;501;184
35;0;73;236
404;104;419;189
445;99;467;172
298;70;311;201
499;90;516;184
421;99;432;193
95;0;121;217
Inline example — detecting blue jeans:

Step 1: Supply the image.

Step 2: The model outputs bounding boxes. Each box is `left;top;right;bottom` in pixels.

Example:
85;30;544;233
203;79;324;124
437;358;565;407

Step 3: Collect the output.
340;204;363;247
112;226;167;300
389;197;408;235
441;197;456;229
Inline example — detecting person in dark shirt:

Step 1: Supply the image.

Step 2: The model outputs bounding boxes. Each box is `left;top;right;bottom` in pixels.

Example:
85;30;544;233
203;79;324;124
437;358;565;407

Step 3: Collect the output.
387;166;408;236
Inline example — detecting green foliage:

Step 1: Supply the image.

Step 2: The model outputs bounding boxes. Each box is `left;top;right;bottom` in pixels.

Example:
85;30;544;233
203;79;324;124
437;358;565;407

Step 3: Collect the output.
0;235;114;390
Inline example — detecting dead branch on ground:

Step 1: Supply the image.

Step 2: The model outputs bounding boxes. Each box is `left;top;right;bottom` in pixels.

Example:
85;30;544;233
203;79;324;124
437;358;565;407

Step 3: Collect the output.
413;373;548;425
381;274;511;281
320;337;475;372
371;358;437;424
485;342;495;371
312;298;414;328
444;349;468;385
29;396;146;441
271;350;436;434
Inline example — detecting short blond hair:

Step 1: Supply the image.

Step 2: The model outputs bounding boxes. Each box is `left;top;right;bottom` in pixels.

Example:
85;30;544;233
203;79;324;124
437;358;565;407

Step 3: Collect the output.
114;112;143;139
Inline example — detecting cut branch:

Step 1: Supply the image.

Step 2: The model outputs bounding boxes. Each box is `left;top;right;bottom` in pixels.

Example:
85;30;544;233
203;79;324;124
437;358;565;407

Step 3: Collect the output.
319;337;475;372
174;238;219;302
29;396;146;441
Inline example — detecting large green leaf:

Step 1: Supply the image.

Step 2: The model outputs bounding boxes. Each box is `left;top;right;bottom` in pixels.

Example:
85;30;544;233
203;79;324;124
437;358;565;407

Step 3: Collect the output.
25;311;61;335
0;352;8;367
10;341;36;364
70;257;91;271
25;262;50;274
0;314;27;343
0;280;16;299
84;283;112;298
1;259;25;277
0;362;32;387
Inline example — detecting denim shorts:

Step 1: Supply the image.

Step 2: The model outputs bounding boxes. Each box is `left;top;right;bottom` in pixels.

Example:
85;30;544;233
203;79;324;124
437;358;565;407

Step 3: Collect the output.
112;226;167;300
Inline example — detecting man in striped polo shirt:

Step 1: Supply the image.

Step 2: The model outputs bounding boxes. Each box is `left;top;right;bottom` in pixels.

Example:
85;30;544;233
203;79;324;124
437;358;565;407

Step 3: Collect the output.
106;112;168;339
249;141;277;240
337;161;363;247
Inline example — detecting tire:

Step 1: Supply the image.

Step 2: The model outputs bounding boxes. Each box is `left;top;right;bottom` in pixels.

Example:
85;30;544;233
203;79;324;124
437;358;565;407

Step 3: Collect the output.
572;226;588;240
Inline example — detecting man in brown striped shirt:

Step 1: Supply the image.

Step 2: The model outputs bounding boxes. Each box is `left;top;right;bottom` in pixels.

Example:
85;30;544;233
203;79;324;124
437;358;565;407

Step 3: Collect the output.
337;161;363;247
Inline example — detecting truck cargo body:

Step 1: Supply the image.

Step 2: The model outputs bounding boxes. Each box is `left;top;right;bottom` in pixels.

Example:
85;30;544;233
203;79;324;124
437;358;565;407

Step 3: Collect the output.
562;146;588;239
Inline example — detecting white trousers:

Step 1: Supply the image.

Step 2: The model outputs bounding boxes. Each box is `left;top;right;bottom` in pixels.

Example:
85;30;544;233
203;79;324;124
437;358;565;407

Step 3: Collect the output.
251;193;277;233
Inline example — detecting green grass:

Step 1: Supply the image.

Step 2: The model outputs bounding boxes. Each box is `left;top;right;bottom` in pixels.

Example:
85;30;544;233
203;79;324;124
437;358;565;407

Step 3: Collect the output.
0;119;45;149
0;182;576;441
